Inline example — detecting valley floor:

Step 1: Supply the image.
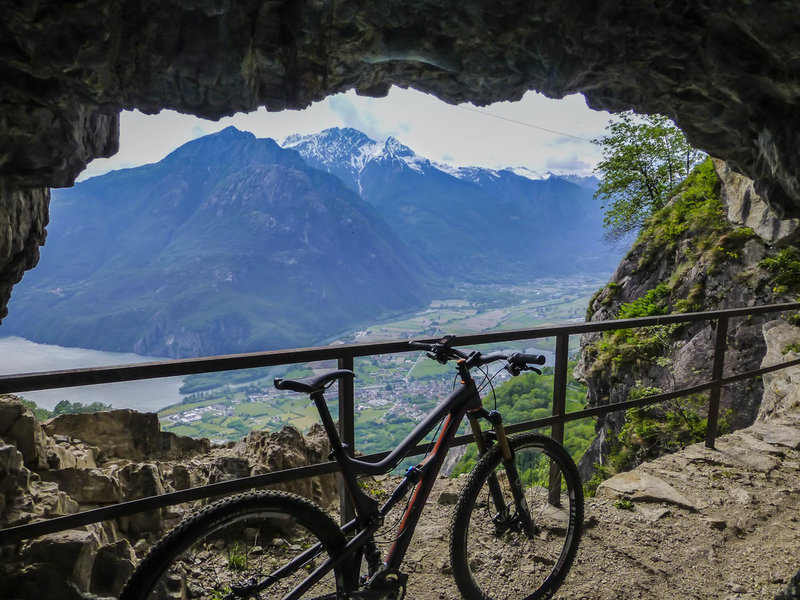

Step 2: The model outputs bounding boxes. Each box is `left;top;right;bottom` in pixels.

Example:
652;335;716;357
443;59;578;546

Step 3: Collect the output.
365;411;800;600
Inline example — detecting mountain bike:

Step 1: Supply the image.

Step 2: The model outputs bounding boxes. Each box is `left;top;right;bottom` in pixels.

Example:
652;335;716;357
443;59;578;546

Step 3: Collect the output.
120;335;583;600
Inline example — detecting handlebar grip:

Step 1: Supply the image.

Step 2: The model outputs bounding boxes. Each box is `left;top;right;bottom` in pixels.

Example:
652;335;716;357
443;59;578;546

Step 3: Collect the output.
509;353;547;366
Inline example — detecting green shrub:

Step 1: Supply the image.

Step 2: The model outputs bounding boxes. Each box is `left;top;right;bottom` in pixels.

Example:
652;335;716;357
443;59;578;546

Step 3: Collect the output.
227;543;247;571
614;498;636;511
617;283;671;319
783;342;800;355
611;394;731;472
760;248;800;294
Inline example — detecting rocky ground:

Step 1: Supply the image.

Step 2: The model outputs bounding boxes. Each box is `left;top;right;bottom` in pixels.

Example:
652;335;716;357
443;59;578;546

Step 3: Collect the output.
2;319;799;599
1;409;799;600
373;411;800;600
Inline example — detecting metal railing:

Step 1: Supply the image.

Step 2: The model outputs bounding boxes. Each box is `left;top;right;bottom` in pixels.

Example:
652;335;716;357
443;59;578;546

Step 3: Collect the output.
1;301;799;544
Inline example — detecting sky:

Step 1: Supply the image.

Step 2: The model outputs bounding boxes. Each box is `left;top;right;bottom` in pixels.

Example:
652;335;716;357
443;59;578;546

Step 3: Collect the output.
78;87;613;181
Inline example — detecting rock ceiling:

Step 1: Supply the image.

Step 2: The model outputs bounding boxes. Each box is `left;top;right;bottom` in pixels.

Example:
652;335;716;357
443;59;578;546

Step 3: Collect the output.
2;0;800;317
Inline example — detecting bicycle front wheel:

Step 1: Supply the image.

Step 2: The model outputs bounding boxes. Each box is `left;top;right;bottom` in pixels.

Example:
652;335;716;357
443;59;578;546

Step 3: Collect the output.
120;491;355;600
450;432;583;600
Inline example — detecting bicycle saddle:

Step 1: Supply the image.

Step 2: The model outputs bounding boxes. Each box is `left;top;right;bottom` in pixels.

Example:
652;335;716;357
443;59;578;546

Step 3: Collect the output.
274;369;355;393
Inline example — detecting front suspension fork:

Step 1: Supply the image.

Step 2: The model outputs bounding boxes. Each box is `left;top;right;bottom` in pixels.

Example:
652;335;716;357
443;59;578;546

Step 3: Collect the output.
469;410;535;538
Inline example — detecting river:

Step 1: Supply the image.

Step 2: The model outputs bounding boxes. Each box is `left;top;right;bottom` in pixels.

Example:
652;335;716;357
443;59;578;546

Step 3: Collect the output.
0;336;184;412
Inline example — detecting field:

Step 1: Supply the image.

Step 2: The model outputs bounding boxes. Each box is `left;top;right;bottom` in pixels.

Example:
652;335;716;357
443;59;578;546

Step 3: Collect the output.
158;275;609;465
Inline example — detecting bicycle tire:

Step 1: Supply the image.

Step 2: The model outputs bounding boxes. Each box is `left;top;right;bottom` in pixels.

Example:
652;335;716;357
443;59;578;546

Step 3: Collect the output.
450;432;583;600
120;491;355;600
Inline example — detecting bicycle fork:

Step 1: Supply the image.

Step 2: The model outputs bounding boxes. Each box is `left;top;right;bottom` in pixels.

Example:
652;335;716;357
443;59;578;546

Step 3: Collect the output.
468;410;536;538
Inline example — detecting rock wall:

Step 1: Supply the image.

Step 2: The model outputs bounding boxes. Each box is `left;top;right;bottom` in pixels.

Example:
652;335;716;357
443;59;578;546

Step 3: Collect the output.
0;186;49;321
0;395;338;600
758;320;800;423
576;160;800;479
5;2;800;319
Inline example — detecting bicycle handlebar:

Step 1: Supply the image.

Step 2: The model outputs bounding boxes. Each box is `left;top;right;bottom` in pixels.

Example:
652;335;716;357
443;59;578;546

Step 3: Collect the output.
409;337;546;376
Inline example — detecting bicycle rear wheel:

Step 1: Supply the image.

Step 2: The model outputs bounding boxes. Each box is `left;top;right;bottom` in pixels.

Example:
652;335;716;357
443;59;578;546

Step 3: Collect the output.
450;432;583;600
120;491;355;600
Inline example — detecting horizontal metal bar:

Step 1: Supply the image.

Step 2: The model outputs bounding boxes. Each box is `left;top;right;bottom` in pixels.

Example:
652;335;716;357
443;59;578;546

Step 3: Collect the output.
719;355;800;386
4;352;800;544
0;373;725;544
2;302;798;394
0;460;340;545
3;303;800;543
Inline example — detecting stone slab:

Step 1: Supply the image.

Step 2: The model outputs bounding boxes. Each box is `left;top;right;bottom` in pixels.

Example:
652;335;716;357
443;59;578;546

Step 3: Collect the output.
596;471;695;510
748;423;800;450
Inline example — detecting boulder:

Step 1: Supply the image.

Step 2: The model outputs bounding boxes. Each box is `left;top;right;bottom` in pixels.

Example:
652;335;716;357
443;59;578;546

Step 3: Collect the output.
117;463;166;538
44;409;206;461
208;456;252;483
1;563;90;600
159;429;210;459
89;538;136;596
46;436;99;470
171;463;191;490
748;422;800;450
0;443;24;520
759;320;800;421
716;160;800;246
0;443;23;475
19;527;104;590
596;471;696;510
41;467;123;504
241;425;337;507
0;396;49;469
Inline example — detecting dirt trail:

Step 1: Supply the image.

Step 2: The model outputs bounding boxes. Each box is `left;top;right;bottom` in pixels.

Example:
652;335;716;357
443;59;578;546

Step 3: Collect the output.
368;411;800;600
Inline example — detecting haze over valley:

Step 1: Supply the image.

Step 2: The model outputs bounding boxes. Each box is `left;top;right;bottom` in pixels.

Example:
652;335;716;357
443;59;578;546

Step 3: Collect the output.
2;126;620;360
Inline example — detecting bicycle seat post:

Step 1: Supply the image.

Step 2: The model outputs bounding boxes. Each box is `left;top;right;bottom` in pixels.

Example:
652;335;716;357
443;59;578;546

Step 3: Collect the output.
309;389;380;529
309;389;348;462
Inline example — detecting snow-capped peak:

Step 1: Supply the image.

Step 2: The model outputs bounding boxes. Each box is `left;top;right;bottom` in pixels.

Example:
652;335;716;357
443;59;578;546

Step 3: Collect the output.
282;128;431;180
383;136;415;158
434;164;544;184
501;166;544;181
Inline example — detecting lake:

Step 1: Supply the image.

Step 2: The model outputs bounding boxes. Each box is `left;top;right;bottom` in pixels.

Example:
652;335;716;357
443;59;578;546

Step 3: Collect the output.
0;336;184;412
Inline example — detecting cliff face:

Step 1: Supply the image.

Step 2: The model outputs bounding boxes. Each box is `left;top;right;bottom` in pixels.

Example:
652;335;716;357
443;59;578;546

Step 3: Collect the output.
0;396;337;600
576;159;800;480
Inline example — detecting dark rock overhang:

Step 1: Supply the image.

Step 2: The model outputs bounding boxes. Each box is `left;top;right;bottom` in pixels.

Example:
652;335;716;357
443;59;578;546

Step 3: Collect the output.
3;1;800;215
2;0;800;318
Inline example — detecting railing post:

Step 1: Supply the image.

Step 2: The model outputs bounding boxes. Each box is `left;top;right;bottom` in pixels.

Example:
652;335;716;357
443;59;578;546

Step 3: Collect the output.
705;316;728;449
338;355;355;523
549;333;569;506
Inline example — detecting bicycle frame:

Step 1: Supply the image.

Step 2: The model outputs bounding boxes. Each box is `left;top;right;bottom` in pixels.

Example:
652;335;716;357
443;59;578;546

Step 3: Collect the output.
277;361;503;600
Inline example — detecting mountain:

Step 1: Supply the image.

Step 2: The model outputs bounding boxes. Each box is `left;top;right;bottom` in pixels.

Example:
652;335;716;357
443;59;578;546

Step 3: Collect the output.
2;127;430;357
284;128;618;281
3;126;618;359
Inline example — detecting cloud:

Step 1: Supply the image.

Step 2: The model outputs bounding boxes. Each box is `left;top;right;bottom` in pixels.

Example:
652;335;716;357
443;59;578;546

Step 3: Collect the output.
547;136;592;147
328;95;386;140
545;154;593;175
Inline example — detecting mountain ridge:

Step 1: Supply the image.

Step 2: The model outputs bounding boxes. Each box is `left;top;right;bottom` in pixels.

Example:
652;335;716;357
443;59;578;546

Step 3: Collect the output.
3;128;431;357
3;126;618;357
